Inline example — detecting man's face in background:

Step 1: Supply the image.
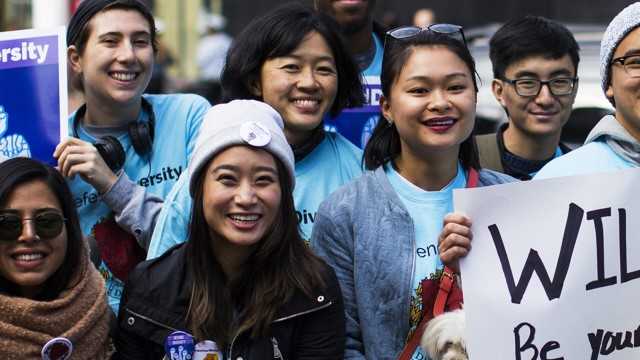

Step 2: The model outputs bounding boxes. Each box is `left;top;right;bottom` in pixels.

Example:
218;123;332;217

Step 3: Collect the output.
315;0;376;34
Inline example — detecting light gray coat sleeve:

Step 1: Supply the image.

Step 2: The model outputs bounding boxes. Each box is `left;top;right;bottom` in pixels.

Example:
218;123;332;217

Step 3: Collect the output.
311;198;366;360
478;168;519;186
101;171;163;250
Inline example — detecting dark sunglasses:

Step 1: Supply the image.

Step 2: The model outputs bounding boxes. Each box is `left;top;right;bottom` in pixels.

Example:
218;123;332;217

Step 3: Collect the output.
0;212;66;241
385;23;467;47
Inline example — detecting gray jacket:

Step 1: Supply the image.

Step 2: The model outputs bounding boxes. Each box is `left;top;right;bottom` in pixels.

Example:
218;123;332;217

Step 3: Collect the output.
310;167;515;359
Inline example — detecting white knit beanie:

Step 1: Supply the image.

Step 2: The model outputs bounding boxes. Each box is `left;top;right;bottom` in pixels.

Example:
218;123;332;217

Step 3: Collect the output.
188;100;295;196
600;2;640;102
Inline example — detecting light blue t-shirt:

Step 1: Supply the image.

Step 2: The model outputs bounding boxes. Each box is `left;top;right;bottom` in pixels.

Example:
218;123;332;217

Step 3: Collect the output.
534;140;635;180
67;94;210;313
324;33;383;149
147;132;363;259
362;33;383;78
385;162;466;360
527;147;564;178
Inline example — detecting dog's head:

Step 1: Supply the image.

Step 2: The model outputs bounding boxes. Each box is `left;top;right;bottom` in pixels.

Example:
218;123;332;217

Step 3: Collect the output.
420;309;468;360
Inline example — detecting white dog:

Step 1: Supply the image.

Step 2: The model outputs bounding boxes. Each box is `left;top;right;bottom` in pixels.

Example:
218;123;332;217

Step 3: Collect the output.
420;309;468;360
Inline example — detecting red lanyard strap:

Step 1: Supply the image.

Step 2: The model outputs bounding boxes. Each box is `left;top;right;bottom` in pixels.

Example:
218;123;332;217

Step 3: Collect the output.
397;167;476;360
466;167;479;188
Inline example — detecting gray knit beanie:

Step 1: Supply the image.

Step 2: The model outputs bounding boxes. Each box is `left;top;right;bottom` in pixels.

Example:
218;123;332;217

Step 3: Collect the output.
188;100;295;196
600;2;640;102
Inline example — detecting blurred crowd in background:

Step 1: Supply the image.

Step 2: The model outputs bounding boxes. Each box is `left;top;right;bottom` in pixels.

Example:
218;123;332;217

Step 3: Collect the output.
0;0;631;104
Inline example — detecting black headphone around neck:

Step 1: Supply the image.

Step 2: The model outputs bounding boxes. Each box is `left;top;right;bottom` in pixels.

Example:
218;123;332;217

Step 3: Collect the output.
73;98;155;172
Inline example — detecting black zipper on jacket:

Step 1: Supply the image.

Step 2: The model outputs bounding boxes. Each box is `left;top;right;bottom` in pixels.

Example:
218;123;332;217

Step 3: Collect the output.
272;301;333;323
125;308;179;333
228;301;333;358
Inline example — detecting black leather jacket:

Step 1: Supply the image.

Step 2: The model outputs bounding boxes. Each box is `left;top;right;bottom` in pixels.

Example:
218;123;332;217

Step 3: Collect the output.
113;243;345;360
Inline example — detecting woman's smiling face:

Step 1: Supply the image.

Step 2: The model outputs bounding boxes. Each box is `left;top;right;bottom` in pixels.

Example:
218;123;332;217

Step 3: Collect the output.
382;45;476;155
255;31;338;146
70;8;154;108
202;146;282;252
0;179;67;299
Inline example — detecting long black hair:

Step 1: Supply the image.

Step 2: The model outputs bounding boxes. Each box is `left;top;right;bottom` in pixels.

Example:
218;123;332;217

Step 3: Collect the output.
0;158;83;300
363;31;481;170
221;2;364;116
185;152;326;345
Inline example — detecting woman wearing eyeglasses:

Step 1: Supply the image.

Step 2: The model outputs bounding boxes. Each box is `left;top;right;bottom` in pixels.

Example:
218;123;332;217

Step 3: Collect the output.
0;158;111;358
310;25;514;358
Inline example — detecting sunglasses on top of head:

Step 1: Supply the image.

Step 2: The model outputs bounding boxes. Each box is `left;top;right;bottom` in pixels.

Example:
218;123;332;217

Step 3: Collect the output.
384;23;467;48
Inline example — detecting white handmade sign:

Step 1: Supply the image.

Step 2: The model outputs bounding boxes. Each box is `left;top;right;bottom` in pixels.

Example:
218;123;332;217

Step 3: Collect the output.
455;168;640;360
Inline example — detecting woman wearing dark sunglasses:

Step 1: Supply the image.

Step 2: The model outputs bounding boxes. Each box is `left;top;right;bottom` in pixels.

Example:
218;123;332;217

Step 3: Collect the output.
311;26;515;358
0;158;111;358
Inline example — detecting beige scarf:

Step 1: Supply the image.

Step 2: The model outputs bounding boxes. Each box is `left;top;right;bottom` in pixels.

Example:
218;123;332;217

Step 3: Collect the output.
0;247;111;359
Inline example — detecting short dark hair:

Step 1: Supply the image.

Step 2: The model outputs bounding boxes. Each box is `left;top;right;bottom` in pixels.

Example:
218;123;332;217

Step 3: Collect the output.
67;0;158;55
0;158;83;300
490;16;580;79
221;3;364;117
363;31;480;170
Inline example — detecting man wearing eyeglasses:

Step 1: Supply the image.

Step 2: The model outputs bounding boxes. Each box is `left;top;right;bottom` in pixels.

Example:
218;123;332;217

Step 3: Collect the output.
475;16;579;180
535;3;640;179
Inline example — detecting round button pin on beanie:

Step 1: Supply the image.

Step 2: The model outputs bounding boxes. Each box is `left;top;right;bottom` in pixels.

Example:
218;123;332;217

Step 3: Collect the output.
240;122;272;147
41;337;73;360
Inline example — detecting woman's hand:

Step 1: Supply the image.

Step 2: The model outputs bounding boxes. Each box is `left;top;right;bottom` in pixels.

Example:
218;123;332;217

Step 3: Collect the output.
438;213;473;274
54;137;118;194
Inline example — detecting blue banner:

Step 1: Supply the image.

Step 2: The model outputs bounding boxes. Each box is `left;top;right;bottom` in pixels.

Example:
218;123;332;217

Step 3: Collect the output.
0;28;67;165
325;75;382;149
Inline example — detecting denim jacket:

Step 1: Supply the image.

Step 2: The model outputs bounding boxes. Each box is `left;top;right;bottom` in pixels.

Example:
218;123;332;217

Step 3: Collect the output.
310;166;515;359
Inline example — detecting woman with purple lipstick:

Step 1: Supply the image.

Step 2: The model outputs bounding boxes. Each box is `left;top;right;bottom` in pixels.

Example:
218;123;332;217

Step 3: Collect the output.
310;25;515;358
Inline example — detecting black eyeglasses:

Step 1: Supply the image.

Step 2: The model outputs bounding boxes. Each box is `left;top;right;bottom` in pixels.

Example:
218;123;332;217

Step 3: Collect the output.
385;24;467;48
500;77;578;97
0;212;66;241
612;54;640;78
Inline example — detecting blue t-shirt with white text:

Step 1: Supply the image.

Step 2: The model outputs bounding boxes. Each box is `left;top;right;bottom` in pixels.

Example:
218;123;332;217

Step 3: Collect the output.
385;162;466;360
67;94;210;313
147;132;363;258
